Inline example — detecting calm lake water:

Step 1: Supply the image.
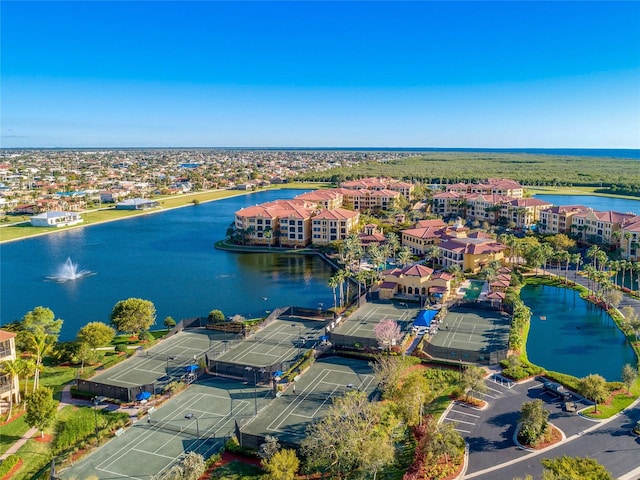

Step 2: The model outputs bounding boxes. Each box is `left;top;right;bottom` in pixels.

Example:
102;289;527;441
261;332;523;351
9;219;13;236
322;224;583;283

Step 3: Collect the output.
533;194;640;215
521;284;636;381
0;189;335;341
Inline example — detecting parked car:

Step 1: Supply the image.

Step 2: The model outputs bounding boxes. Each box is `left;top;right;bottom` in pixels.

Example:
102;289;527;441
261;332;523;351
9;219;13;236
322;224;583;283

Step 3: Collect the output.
543;381;572;401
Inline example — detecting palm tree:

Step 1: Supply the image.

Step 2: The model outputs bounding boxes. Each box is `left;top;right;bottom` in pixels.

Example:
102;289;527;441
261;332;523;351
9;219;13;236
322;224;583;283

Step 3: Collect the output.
396;246;412;267
426;245;442;269
264;227;273;250
18;358;36;405
0;358;21;419
586;245;601;270
385;233;400;260
328;275;340;312
571;253;583;281
447;264;464;287
26;332;54;392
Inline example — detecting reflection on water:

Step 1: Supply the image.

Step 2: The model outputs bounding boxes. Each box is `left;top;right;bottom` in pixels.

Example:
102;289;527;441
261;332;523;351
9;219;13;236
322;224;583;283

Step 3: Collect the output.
0;189;333;340
522;284;636;381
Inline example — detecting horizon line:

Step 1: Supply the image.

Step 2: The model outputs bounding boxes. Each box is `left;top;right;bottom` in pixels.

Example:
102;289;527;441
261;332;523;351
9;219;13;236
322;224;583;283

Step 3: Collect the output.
2;146;639;151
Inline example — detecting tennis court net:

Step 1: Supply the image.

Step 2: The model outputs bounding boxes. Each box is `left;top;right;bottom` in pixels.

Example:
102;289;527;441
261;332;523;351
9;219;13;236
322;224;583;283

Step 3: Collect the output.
146;419;201;437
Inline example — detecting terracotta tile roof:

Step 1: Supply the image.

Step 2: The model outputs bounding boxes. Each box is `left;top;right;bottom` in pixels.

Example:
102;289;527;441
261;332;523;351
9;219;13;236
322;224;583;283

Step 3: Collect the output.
0;329;16;341
402;226;444;239
399;264;434;278
508;198;553;207
380;281;398;289
312;208;359;221
415;219;447;228
431;271;453;280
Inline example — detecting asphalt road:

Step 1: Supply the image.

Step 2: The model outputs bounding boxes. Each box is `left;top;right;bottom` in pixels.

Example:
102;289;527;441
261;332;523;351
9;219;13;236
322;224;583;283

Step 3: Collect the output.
443;376;640;480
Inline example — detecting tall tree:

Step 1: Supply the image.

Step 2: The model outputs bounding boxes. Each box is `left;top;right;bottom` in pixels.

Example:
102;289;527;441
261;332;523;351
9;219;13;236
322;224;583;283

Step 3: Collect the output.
20;306;63;391
621;364;638;395
579;374;608;413
110;298;156;335
373;319;403;351
25;387;58;438
461;365;487;402
370;355;404;398
77;322;116;352
302;390;396;479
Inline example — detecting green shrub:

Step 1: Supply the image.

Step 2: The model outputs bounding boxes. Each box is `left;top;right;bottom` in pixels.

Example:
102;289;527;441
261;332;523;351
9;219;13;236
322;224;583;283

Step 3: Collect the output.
140;330;155;343
115;344;129;353
0;455;20;477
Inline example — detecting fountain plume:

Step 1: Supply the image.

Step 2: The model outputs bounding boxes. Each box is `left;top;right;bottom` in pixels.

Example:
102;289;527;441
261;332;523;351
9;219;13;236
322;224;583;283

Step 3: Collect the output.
47;257;93;283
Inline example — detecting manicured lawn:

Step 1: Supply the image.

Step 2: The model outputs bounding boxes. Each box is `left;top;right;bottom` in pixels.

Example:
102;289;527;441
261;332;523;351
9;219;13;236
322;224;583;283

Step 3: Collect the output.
0;412;29;456
209;460;263;479
13;434;53;480
583;393;638;419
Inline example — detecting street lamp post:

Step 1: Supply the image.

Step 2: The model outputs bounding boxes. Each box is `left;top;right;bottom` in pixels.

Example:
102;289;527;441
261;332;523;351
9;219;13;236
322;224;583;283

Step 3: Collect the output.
291;324;303;358
92;397;99;441
245;366;258;416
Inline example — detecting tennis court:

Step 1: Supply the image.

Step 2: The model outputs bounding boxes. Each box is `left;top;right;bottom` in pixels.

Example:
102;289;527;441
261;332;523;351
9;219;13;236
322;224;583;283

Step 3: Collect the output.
240;356;376;447
333;300;419;339
90;329;239;389
214;318;325;368
60;377;271;480
425;307;510;364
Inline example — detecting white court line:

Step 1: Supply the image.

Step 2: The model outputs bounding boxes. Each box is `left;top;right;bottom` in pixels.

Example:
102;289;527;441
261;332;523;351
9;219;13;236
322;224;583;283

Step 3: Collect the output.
131;448;176;459
453;428;471;434
266;369;337;430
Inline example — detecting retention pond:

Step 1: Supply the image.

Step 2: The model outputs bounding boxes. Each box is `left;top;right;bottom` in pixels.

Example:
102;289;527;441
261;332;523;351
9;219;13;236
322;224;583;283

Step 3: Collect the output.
521;284;636;381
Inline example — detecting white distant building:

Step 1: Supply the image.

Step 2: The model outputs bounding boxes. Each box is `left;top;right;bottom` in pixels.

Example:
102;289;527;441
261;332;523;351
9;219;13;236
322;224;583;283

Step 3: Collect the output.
116;198;160;210
30;211;83;228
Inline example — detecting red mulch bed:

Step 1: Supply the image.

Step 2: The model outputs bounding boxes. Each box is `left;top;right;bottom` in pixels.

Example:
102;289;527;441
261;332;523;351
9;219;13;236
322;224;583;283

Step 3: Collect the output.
199;451;262;479
1;458;23;480
0;409;25;426
520;425;563;450
33;433;52;443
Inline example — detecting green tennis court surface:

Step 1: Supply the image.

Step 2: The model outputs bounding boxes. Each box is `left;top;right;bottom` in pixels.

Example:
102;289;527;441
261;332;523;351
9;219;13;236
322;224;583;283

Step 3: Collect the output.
333;300;419;340
240;356;376;446
90;329;239;389
60;377;271;480
213;318;326;367
426;307;510;363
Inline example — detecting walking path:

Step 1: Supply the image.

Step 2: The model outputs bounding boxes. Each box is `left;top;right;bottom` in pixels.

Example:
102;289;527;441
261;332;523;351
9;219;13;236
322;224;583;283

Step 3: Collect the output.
0;382;140;461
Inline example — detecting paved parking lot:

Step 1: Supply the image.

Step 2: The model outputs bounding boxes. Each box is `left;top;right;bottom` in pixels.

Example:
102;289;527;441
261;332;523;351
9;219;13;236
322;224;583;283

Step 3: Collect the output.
440;376;595;476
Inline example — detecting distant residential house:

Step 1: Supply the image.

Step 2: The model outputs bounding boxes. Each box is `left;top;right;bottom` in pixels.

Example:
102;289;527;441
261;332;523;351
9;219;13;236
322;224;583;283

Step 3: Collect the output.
235;182;258;191
30;211;83;228
0;329;18;404
311;208;360;245
99;190;124;203
13;203;38;215
115;198;161;210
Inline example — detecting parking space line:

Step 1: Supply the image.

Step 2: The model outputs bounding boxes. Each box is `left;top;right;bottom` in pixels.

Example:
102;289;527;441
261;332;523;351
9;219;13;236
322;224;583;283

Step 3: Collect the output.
453;428;471;433
447;418;476;426
449;410;480;418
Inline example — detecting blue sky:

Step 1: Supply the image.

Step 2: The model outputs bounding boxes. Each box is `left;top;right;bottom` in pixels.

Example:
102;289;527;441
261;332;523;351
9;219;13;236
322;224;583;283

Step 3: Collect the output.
2;1;639;148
